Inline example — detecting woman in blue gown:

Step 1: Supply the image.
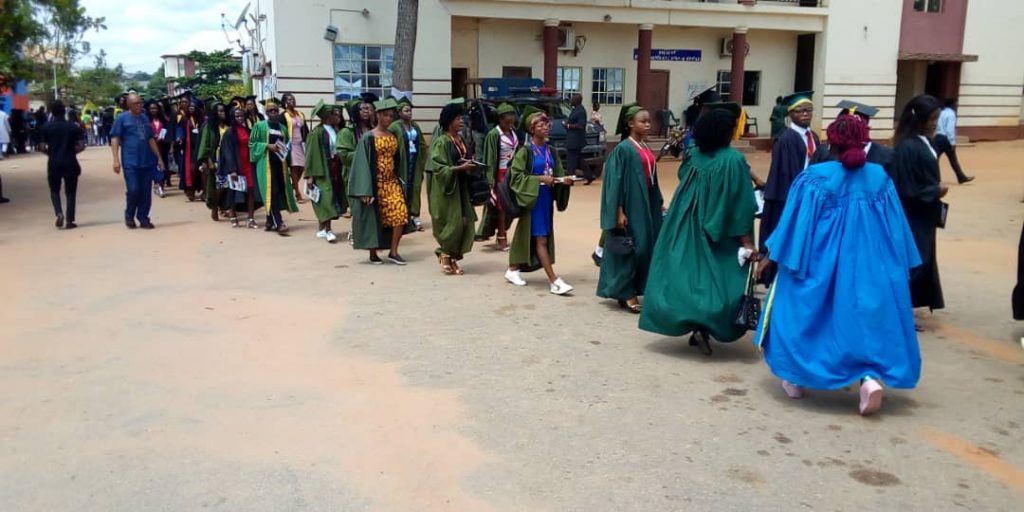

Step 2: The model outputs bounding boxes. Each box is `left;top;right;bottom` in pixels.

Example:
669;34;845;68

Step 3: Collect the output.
754;114;922;416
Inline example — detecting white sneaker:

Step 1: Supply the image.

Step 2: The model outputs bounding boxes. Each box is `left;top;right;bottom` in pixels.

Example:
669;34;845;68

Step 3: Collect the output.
325;230;338;243
315;229;328;239
504;269;527;286
550;277;573;295
156;185;165;198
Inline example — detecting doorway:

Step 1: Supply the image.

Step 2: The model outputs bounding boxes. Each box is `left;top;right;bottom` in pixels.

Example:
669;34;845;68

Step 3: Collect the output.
648;70;671;136
451;68;468;99
794;34;815;92
926;61;961;102
502;66;533;79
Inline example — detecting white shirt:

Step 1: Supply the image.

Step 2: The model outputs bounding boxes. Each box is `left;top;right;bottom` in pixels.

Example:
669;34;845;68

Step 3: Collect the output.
498;128;518;170
789;124;814;169
0;110;10;144
918;135;938;159
936;107;957;144
325;125;337;157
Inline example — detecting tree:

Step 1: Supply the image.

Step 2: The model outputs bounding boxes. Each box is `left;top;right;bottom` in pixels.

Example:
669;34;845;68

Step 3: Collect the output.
0;0;46;88
33;0;107;73
145;65;169;100
392;0;418;94
175;49;242;101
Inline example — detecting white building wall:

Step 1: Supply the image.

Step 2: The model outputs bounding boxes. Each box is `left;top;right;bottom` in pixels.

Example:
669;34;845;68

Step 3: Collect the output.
958;0;1024;129
819;0;903;139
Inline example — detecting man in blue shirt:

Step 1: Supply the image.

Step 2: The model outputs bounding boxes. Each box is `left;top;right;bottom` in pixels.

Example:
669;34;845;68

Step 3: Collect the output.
934;98;974;184
110;92;166;229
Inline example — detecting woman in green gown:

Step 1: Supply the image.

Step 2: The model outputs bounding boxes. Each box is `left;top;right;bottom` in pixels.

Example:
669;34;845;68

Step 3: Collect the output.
475;103;519;251
303;100;340;243
596;104;664;313
337;99;374;218
389;98;427;231
504;108;575;295
249;98;299;234
639;105;759;355
428;102;478;275
197;101;230;220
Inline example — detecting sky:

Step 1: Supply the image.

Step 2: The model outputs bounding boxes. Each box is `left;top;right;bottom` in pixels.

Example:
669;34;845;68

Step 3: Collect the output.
78;0;251;72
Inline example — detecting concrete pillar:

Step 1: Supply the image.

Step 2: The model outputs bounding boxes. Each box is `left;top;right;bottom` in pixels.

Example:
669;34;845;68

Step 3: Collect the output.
543;19;560;89
729;27;748;104
636;23;654;107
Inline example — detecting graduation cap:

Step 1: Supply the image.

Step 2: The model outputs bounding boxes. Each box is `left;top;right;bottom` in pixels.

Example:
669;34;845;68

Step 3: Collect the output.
311;99;332;120
517;104;546;134
396;96;414;109
783;91;814;112
496;103;516;117
264;97;282;109
693;85;721;104
705;101;742;119
446;97;466;106
836;99;879;119
373;97;399;112
360;92;380;104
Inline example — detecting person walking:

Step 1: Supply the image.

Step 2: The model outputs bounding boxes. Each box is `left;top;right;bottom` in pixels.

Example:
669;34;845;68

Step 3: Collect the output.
303;100;341;242
110;92;166;229
282;93;309;204
934;98;975;184
889;94;948;315
39;100;86;229
428;100;478;274
597;103;664;314
348;98;408;265
564;93;591;183
769;96;788;144
640;104;756;355
754;114;922;416
504;107;575;294
389;98;427;231
476;103;519;250
217;106;262;228
250;99;298;234
147;100;172;198
0;106;10;159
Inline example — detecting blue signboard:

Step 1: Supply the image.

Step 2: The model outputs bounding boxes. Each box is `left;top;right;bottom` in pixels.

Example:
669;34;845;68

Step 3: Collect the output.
632;48;702;62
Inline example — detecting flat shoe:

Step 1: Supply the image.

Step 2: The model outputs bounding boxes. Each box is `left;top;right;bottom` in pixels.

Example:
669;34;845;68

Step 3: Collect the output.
55;215;64;228
781;380;804;399
859;379;884;416
618;300;641;314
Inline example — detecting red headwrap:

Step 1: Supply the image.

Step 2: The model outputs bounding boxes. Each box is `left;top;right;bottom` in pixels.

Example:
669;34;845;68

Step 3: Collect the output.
826;114;869;170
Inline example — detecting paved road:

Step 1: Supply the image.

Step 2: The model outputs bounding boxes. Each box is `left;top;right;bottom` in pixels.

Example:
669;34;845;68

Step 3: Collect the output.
1;142;1022;511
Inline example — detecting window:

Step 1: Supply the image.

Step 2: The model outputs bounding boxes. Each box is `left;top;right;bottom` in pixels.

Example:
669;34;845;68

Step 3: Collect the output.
333;44;394;101
501;66;532;79
913;0;942;12
591;67;624;105
556;66;582;100
716;70;761;106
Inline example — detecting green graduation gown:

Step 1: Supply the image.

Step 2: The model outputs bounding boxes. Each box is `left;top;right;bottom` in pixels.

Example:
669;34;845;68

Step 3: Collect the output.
388;120;427;218
250;120;299;215
474;126;516;240
196;123;223;211
303;124;338;223
336;126;360;189
428;133;477;259
639;147;756;342
348;132;400;250
597;139;665;301
508;144;571;271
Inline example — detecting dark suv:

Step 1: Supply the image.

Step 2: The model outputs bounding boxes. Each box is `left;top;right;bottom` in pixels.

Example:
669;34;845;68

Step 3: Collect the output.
466;81;607;178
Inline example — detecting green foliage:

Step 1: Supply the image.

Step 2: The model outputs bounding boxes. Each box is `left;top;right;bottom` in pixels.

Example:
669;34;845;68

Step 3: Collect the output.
175;49;242;101
145;65;169;101
0;0;46;88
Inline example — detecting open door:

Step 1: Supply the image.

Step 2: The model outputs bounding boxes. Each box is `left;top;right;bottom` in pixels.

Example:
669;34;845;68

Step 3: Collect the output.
451;68;468;99
649;70;671;136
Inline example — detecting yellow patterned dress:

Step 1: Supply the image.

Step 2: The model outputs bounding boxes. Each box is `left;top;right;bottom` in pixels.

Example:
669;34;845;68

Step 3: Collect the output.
375;134;408;228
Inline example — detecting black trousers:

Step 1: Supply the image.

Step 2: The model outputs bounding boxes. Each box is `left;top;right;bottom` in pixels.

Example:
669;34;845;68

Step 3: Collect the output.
48;172;79;222
566;147;589;180
933;135;969;182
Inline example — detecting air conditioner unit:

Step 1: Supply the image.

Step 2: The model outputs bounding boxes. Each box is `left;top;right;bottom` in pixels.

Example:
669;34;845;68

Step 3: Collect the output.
557;27;576;51
720;38;734;57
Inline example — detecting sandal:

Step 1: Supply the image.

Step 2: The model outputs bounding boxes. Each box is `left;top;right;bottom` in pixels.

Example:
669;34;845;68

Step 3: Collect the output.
496;235;509;252
278;224;289;235
439;254;456;275
618;299;642;314
690;331;713;356
451;258;465;276
230;216;239;228
211;209;219;221
247;218;257;229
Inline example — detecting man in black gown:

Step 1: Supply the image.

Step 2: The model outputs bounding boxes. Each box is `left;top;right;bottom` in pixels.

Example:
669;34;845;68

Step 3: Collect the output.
758;91;826;284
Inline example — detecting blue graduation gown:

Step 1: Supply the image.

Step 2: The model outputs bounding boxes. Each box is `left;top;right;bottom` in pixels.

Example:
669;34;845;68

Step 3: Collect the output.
754;161;922;389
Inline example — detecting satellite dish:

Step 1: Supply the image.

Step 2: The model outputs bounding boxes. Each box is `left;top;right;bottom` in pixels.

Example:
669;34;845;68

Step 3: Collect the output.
234;2;251;30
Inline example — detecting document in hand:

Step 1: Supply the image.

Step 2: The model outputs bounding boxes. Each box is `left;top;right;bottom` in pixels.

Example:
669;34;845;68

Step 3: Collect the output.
304;182;321;203
228;175;248;192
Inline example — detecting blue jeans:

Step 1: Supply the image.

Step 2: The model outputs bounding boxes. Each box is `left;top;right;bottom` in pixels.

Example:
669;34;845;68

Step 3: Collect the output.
123;166;152;222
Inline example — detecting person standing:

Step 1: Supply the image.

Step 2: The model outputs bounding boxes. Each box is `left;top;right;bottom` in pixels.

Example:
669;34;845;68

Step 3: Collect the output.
389;98;427;231
597;104;664;314
337;99;374;219
175;97;203;201
754;114;922;416
40;100;85;228
769;96;788;144
250;99;299;234
827;100;893;168
889;94;948;314
147;100;172;198
217;106;262;228
504;108;575;294
0;106;10;159
640;105;757;355
590;102;603;131
303;100;341;242
476;103;519;250
110;92;166;229
282;93;309;204
197;101;230;221
934;98;975;184
348;98;408;265
564;93;591;184
428;100;478;275
759;91;824;284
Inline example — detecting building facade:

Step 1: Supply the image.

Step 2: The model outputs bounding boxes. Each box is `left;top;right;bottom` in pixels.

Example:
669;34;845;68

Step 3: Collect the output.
248;0;1024;140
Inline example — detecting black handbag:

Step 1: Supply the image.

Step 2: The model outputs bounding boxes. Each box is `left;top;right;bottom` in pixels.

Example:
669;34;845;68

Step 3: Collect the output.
734;265;761;331
605;229;635;256
496;170;522;219
467;169;491;206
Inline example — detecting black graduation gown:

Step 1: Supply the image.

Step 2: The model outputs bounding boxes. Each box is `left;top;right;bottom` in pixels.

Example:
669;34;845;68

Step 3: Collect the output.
759;127;823;284
1013;221;1024;320
815;141;894;168
888;136;944;310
